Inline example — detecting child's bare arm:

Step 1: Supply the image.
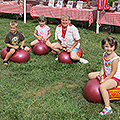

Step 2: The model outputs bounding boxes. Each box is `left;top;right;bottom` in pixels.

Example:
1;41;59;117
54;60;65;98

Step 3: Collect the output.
67;40;80;52
5;43;19;49
21;40;25;49
97;65;104;81
100;65;104;75
33;29;43;40
44;30;51;41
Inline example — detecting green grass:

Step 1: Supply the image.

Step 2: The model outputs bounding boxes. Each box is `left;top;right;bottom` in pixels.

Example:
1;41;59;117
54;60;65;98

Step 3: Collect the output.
0;14;120;120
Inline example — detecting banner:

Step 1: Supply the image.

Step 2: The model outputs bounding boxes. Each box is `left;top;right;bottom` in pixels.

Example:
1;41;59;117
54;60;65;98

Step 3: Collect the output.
97;0;110;10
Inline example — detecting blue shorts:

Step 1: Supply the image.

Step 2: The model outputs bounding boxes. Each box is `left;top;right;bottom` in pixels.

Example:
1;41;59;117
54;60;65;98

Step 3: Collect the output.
7;45;26;52
58;42;79;53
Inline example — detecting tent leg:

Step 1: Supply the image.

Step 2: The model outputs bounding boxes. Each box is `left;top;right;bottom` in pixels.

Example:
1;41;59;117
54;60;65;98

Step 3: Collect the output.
96;11;100;34
24;0;26;23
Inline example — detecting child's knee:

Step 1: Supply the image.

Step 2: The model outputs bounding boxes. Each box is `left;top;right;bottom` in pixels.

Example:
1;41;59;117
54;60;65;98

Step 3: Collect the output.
51;44;56;49
24;46;30;51
30;40;36;46
70;52;78;60
51;43;55;49
52;43;60;49
88;73;91;79
88;73;94;79
30;42;33;46
70;55;76;60
10;49;16;54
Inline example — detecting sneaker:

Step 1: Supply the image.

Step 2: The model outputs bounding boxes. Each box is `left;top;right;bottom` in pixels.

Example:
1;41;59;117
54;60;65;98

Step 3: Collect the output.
79;58;89;64
55;55;58;61
100;107;113;116
3;60;8;65
51;50;56;54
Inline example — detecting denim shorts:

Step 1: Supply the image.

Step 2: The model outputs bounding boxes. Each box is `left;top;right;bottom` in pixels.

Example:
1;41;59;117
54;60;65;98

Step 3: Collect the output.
58;42;79;53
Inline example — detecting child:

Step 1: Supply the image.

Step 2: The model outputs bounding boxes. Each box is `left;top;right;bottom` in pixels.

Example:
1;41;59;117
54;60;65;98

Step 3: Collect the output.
88;36;120;115
30;15;52;49
51;15;88;64
3;20;30;65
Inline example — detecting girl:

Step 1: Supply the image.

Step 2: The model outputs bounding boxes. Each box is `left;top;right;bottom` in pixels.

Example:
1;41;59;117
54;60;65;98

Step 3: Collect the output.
88;36;120;115
30;15;52;49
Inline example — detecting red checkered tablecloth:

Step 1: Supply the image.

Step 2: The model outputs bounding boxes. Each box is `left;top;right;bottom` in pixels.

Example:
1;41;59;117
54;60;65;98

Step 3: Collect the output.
30;6;97;26
0;3;32;17
0;4;23;17
99;11;120;26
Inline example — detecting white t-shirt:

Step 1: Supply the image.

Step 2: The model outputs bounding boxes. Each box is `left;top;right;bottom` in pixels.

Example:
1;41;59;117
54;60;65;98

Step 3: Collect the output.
55;23;80;49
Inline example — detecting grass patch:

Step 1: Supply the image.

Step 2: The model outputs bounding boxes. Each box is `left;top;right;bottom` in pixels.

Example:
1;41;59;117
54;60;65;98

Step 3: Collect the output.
0;15;120;119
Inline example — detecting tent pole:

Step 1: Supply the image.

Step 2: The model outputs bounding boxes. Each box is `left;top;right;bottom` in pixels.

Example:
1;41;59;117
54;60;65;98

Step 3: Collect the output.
24;0;26;23
96;11;100;34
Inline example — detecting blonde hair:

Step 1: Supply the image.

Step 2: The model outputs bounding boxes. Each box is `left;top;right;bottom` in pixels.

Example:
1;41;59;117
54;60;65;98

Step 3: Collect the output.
61;15;70;20
38;15;47;22
10;20;18;27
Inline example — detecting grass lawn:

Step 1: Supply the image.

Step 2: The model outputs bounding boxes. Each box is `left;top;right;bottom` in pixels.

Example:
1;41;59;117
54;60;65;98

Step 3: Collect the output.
0;14;120;120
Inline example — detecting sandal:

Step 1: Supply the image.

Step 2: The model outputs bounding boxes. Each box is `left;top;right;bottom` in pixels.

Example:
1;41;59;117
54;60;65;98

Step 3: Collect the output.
3;60;8;65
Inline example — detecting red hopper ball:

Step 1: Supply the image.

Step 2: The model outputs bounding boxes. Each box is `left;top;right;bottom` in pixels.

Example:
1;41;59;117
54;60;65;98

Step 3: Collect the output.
84;79;120;103
33;43;49;55
1;47;30;63
58;51;74;64
83;79;103;103
77;47;83;58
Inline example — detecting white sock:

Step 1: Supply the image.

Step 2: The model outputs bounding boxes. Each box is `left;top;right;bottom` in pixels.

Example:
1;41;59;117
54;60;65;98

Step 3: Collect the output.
105;106;112;110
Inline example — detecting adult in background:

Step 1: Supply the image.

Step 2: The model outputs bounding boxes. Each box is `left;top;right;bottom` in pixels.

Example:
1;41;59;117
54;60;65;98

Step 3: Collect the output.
51;15;89;64
83;1;92;9
63;0;68;7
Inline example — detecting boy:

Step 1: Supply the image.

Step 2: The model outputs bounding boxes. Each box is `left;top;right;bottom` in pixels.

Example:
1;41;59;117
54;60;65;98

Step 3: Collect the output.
3;20;30;65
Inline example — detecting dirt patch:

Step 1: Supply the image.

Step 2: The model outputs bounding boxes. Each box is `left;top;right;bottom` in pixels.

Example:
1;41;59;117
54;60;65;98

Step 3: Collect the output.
52;82;63;91
35;82;77;97
35;88;46;97
66;83;77;87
